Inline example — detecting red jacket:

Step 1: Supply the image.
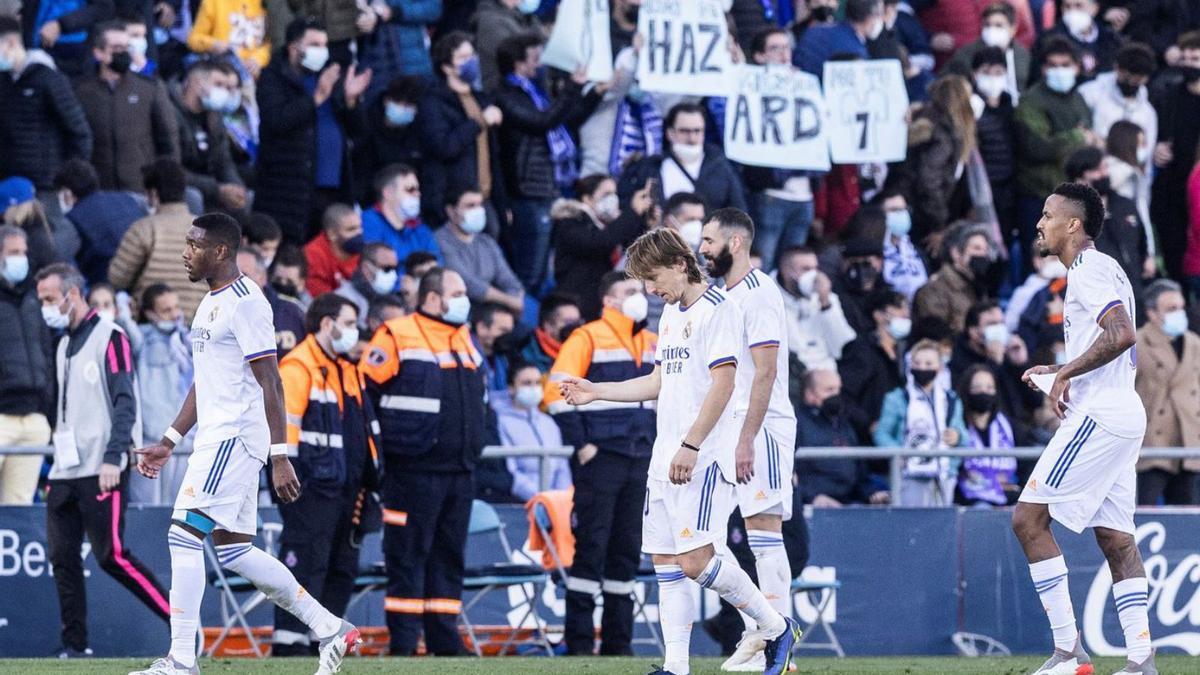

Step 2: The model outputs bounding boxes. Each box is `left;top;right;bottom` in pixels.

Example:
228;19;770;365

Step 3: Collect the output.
304;233;360;297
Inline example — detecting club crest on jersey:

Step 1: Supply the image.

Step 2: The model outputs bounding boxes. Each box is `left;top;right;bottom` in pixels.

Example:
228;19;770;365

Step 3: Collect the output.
208;305;221;322
683;321;693;339
367;346;388;367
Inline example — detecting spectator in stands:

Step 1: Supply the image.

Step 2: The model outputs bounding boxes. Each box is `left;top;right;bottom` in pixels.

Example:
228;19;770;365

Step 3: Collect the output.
796;369;889;507
834;238;887;334
129;283;193;505
187;0;269;78
576;34;653;180
1014;36;1092;267
367;294;406;334
0;224;51;504
879;191;928;301
880;0;934;76
1135;279;1200;505
355;76;425;203
362;164;441;265
75;21;179;193
54;159;145;284
471;302;518;397
495;32;601;292
942;3;1031;94
436;187;525;315
0;178;59;275
1079;42;1157;150
356;0;439;100
493;362;570;502
399;250;438;312
875;339;968;506
0;16;92;198
970;47;1019;244
790;0;838;43
269;244;313;309
839;290;909;443
914;222;995;332
121;12;154;76
109;159;205;321
170;60;247;212
471;0;542;92
775;245;856;371
238;247;305;355
288;0;372;66
553;174;652;321
954;364;1019;507
518;292;581;374
255;17;372;244
84;282;139;340
1151;31;1200;281
1042;0;1122;80
794;0;882;77
335;242;399;327
305;203;362;297
949;300;1038;427
25;0;115;76
1005;250;1067;335
418;32;506;234
1106;121;1155;260
243;212;282;267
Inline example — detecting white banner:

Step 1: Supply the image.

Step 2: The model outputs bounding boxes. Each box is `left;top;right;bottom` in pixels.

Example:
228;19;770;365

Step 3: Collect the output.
542;0;613;82
822;59;909;164
636;0;732;96
724;64;830;171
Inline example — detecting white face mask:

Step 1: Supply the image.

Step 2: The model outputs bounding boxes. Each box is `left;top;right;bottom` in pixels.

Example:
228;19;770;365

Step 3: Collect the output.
1062;9;1093;35
2;254;28;284
1162;309;1189;338
980;25;1011;48
672;142;703;164
42;299;71;329
1136;145;1150;165
595;193;620;222
974;73;1007;100
1045;66;1078;93
398;195;421;220
867;17;884;39
443;294;471;324
97;309;116;322
621;292;649;322
983;323;1009;345
155;319;177;333
887;316;912;340
331;324;360;354
301;45;329;72
461;206;487;234
1040;258;1068;279
678;219;703;249
798;269;819;297
57;191;73;216
514;385;544;409
371;268;398;295
128;36;148;59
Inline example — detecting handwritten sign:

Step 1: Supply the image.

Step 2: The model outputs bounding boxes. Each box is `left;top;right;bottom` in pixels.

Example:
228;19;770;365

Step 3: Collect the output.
822;59;909;163
636;0;732;96
542;0;613;82
724;64;831;171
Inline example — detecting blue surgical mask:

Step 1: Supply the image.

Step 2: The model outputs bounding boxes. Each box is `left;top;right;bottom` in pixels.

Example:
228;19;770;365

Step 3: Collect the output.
385;101;416;126
0;52;13;73
886;209;912;237
461;206;487;234
887;316;912;340
1163;309;1189;338
2;255;28;284
443;295;471;324
201;87;231;112
517;0;541;14
1045;66;1077;93
515;385;543;409
155;319;177;333
458;56;481;86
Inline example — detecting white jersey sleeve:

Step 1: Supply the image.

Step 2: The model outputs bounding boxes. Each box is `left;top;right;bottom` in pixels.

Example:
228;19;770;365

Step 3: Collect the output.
745;291;784;350
231;295;277;362
704;300;744;370
1070;256;1126;325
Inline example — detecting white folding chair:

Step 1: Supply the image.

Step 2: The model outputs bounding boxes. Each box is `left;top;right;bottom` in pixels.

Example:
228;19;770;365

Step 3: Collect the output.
791;577;845;657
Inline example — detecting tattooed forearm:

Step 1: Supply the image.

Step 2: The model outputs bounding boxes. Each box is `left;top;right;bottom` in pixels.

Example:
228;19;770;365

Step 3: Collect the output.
1061;307;1136;380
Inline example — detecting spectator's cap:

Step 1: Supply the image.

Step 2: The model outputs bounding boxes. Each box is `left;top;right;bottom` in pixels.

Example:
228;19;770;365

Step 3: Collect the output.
843;238;883;259
0;177;34;209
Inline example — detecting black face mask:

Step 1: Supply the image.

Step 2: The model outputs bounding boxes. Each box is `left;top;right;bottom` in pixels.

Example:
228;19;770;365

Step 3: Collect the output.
707;246;734;280
844;261;878;293
341;234;365;255
272;280;300;298
1116;79;1140;98
557;320;583;342
493;331;520;355
967;392;997;413
622;5;639;23
1182;66;1200;85
811;6;835;22
967;254;991;281
109;51;132;74
911;368;938;387
819;393;844;419
1090;176;1111;195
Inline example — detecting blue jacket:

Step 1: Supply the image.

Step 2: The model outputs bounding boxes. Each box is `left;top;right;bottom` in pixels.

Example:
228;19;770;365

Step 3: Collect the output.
69;191;147;283
795;23;868;78
491;397;570;502
358;0;441;103
361;206;442;265
873;385;969;449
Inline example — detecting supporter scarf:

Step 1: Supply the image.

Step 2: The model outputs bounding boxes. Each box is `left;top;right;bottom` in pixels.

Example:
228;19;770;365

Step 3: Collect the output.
902;379;952;482
608;97;663;178
961;412;1017;505
506;74;578;190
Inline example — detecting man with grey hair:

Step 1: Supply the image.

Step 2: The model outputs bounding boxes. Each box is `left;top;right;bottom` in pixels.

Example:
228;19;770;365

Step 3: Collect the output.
0;224;52;504
1134;278;1200;505
237;248;306;357
914;221;997;332
35;262;170;658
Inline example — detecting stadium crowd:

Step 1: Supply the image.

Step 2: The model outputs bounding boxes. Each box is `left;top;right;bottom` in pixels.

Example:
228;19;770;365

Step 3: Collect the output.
2;0;1200;659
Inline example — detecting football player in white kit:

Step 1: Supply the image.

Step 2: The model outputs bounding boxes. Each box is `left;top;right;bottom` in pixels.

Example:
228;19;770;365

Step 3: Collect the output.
698;209;798;672
130;214;358;675
560;228;800;675
1015;184;1156;675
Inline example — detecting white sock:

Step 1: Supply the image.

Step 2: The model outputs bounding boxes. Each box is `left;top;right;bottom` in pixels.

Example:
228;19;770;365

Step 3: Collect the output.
1112;577;1151;663
1030;556;1077;652
215;543;341;639
695;555;785;637
747;529;791;619
166;525;205;668
655;564;694;675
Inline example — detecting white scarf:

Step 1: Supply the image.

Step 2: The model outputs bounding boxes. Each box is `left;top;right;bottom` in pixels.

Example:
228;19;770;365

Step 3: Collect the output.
903;378;953;481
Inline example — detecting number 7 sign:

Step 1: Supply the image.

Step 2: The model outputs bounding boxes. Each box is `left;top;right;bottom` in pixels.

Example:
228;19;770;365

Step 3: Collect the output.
823;59;909;164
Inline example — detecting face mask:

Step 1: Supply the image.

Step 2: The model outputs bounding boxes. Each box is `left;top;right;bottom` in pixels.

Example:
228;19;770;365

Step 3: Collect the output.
515;385;544;408
201;86;231;112
819;393;844;418
1045;66;1077;93
371;268;398;295
331;325;360;354
886;209;912;237
1162;309;1189;338
867;17;884;39
1055;350;1068;365
385;101;416;126
42;300;70;329
967;392;997;413
811;6;835;22
678;219;703;249
983;322;1009;344
109;51;132;74
57;192;73;216
273;280;300;298
97;308;116;322
399;195;422;220
301;45;329;73
557;319;583;342
797;269;818;296
154;26;170;45
461;206;487;234
458;55;481;85
967;254;991;280
621;292;649;322
1090;176;1111;195
1136;145;1150;164
969;93;986;119
517;0;540;13
887;316;912;340
595;193;620;222
155;319;177;333
1182;66;1200;85
845;261;878;292
128;36;148;59
1116;79;1140;98
341;233;364;254
975;73;1007;100
1061;9;1093;35
0;45;14;72
443;294;471;324
1040;258;1067;279
911;368;938;387
2;255;29;284
672;142;703;164
222;89;241;113
980;25;1011;48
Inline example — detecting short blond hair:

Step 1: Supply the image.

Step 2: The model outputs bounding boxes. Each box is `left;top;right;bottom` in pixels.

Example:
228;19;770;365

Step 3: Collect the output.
625;228;704;284
910;338;943;360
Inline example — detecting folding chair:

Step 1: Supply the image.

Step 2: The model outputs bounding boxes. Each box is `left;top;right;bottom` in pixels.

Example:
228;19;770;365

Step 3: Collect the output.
791;577;844;657
204;522;282;658
345;561;388;616
461;500;554;656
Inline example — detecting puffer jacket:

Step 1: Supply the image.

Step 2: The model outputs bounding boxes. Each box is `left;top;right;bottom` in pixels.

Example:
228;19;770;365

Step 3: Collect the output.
494;77;600;199
0;50;92;189
897;107;967;241
0;279;52;416
975;93;1016;185
551;198;646;320
358;0;441;102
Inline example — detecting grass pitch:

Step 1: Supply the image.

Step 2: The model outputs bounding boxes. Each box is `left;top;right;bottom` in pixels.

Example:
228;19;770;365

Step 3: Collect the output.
5;656;1198;674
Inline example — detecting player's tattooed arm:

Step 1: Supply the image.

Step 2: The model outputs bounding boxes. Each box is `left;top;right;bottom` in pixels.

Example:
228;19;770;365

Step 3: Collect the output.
1059;304;1136;381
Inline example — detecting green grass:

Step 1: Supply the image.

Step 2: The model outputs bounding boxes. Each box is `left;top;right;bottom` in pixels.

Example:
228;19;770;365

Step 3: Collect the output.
5;656;1197;674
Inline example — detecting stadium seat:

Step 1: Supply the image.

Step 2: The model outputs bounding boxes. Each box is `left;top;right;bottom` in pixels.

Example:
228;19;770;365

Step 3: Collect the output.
791;577;845;657
204;521;282;658
461;499;554;657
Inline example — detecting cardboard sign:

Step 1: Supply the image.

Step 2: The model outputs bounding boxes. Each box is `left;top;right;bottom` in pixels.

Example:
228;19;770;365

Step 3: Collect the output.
724;64;831;171
542;0;614;82
636;0;732;96
822;59;909;163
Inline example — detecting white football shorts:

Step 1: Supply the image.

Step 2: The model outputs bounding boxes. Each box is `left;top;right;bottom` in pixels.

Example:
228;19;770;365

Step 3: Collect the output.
642;462;737;556
173;437;264;535
735;419;795;520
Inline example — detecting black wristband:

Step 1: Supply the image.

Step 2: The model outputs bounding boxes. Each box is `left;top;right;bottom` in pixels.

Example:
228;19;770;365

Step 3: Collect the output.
680;441;700;452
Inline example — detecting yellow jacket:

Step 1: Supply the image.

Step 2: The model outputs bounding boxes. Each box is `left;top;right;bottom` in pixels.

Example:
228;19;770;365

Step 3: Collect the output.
188;0;271;68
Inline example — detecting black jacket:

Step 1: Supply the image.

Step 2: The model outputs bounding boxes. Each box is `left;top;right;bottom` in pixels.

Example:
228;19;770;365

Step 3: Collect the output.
0;57;92;190
0;278;52;416
75;70;180;192
618;145;749;213
551;200;646;320
1043;25;1123;80
975;93;1016;185
948;336;1040;424
493;77;600;200
353;94;424;205
795;404;876;504
895;107;968;241
169;84;242;208
837;332;905;444
1096;192;1148;324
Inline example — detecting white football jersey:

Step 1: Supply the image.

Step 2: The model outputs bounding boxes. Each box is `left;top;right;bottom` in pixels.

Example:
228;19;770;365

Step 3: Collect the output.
723;268;796;425
1062;248;1145;438
190;275;276;460
652;285;746;481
